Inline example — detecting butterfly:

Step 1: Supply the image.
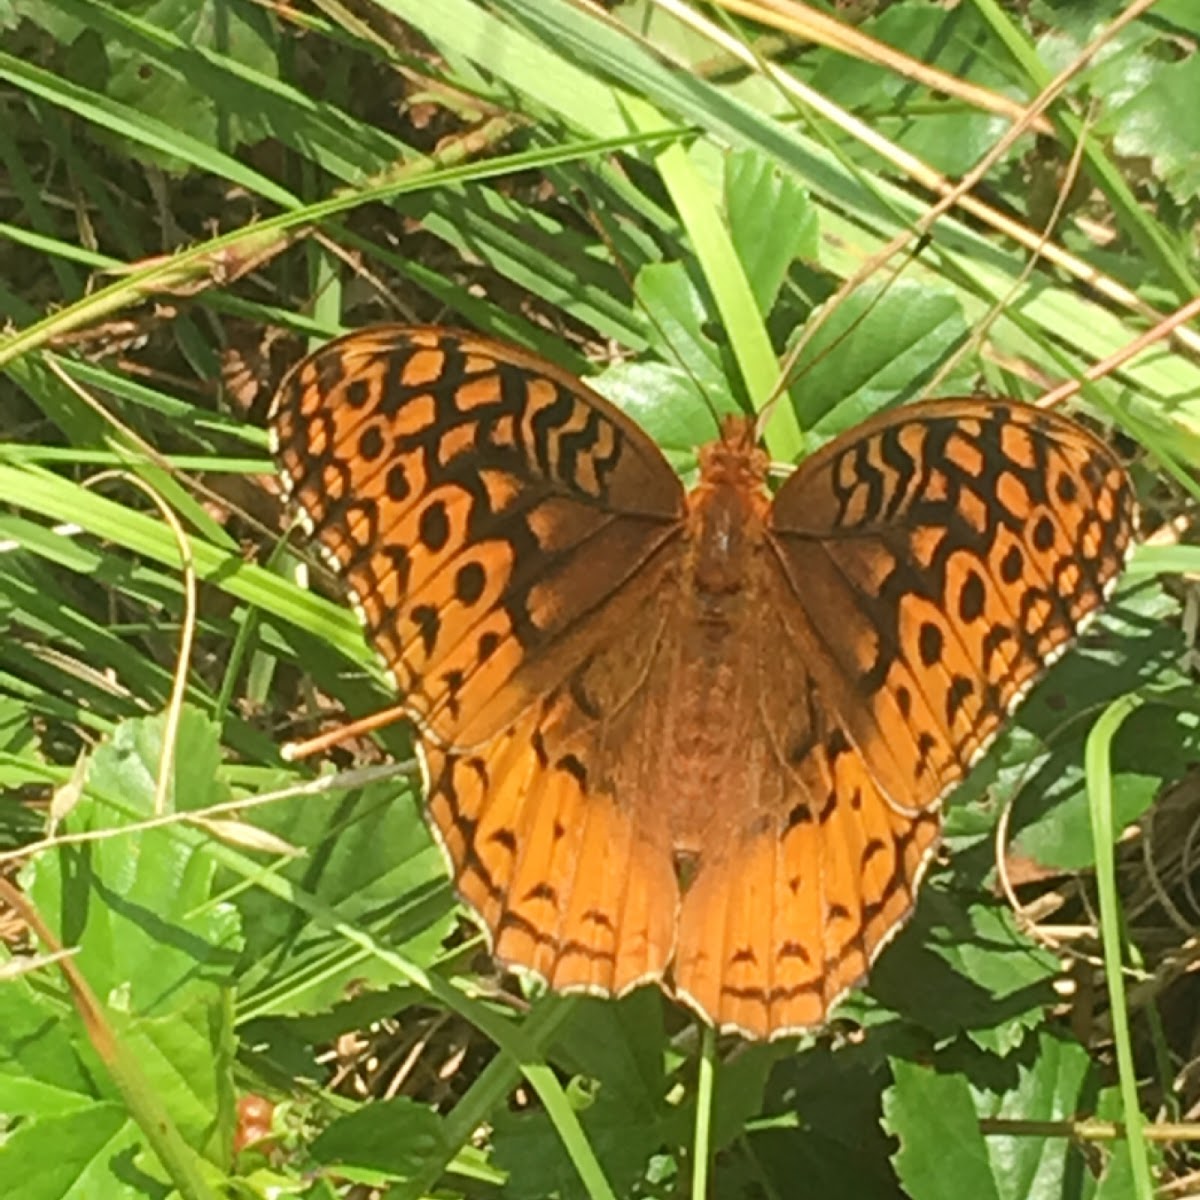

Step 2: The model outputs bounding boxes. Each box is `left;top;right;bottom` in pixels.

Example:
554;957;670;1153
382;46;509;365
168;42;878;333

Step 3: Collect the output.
270;324;1136;1039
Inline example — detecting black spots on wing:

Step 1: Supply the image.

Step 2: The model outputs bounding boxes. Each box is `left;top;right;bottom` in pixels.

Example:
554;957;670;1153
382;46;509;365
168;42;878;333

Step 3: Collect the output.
411;604;440;655
478;630;501;663
918;621;944;666
826;728;851;760
454;561;487;606
784;802;812;833
915;731;936;777
1032;513;1056;553
861;839;887;871
981;622;1013;669
345;377;370;409
383;543;411;592
556;753;588;789
522;881;559;905
531;728;549;767
778;940;811;963
895;685;913;719
817;790;837;824
1000;544;1024;583
946;675;974;724
1056;473;1078;503
419;499;450;551
358;424;385;462
489;827;518;855
959;570;985;623
442;668;464;718
730;946;758;965
386;462;411;502
465;756;489;789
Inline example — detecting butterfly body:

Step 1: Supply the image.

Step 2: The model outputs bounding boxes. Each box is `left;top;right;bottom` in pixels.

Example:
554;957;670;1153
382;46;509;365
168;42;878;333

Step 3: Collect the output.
272;326;1136;1038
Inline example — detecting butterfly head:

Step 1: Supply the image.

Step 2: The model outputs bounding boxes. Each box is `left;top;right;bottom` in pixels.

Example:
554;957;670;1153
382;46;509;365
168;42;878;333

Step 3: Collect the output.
697;414;768;491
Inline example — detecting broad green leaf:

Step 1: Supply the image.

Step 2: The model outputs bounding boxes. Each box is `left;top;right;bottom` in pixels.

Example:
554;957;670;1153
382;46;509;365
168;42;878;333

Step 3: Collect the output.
492;992;672;1199
856;892;1058;1052
28;711;242;1014
0;1104;146;1200
632;261;733;405
749;1042;902;1200
809;4;1028;177
986;583;1191;870
593;359;718;475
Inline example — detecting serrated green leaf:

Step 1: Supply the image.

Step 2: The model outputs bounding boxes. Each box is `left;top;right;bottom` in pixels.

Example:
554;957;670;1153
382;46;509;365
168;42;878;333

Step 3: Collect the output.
888;1060;999;1200
1111;55;1200;203
724;147;817;316
810;4;1026;178
997;584;1190;870
310;1096;447;1182
14;0;277;171
0;971;109;1115
787;279;971;436
858;892;1058;1049
28;710;242;1015
109;997;235;1162
632;261;733;406
887;1031;1151;1200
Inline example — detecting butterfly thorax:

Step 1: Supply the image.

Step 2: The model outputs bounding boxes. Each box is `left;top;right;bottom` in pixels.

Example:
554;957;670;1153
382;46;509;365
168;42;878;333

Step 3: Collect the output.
653;429;774;846
687;424;771;598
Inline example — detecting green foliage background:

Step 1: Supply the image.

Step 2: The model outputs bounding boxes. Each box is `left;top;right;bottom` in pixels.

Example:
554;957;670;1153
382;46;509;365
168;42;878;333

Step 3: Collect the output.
0;1;1198;1198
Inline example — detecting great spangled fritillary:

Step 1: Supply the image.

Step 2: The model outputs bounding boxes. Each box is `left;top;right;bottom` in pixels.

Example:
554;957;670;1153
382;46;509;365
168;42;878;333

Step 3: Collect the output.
270;324;1137;1039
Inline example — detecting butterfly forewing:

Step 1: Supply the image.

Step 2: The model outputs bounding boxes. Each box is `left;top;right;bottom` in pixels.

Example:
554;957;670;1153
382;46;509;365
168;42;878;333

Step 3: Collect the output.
271;326;686;747
768;399;1137;811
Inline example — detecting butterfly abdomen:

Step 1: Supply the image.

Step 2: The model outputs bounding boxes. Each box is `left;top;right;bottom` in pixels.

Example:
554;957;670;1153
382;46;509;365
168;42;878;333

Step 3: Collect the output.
655;456;782;845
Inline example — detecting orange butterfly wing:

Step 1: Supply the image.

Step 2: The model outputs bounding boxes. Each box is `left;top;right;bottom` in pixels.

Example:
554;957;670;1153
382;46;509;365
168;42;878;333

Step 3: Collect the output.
671;400;1136;1036
273;329;1137;1039
271;326;690;995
